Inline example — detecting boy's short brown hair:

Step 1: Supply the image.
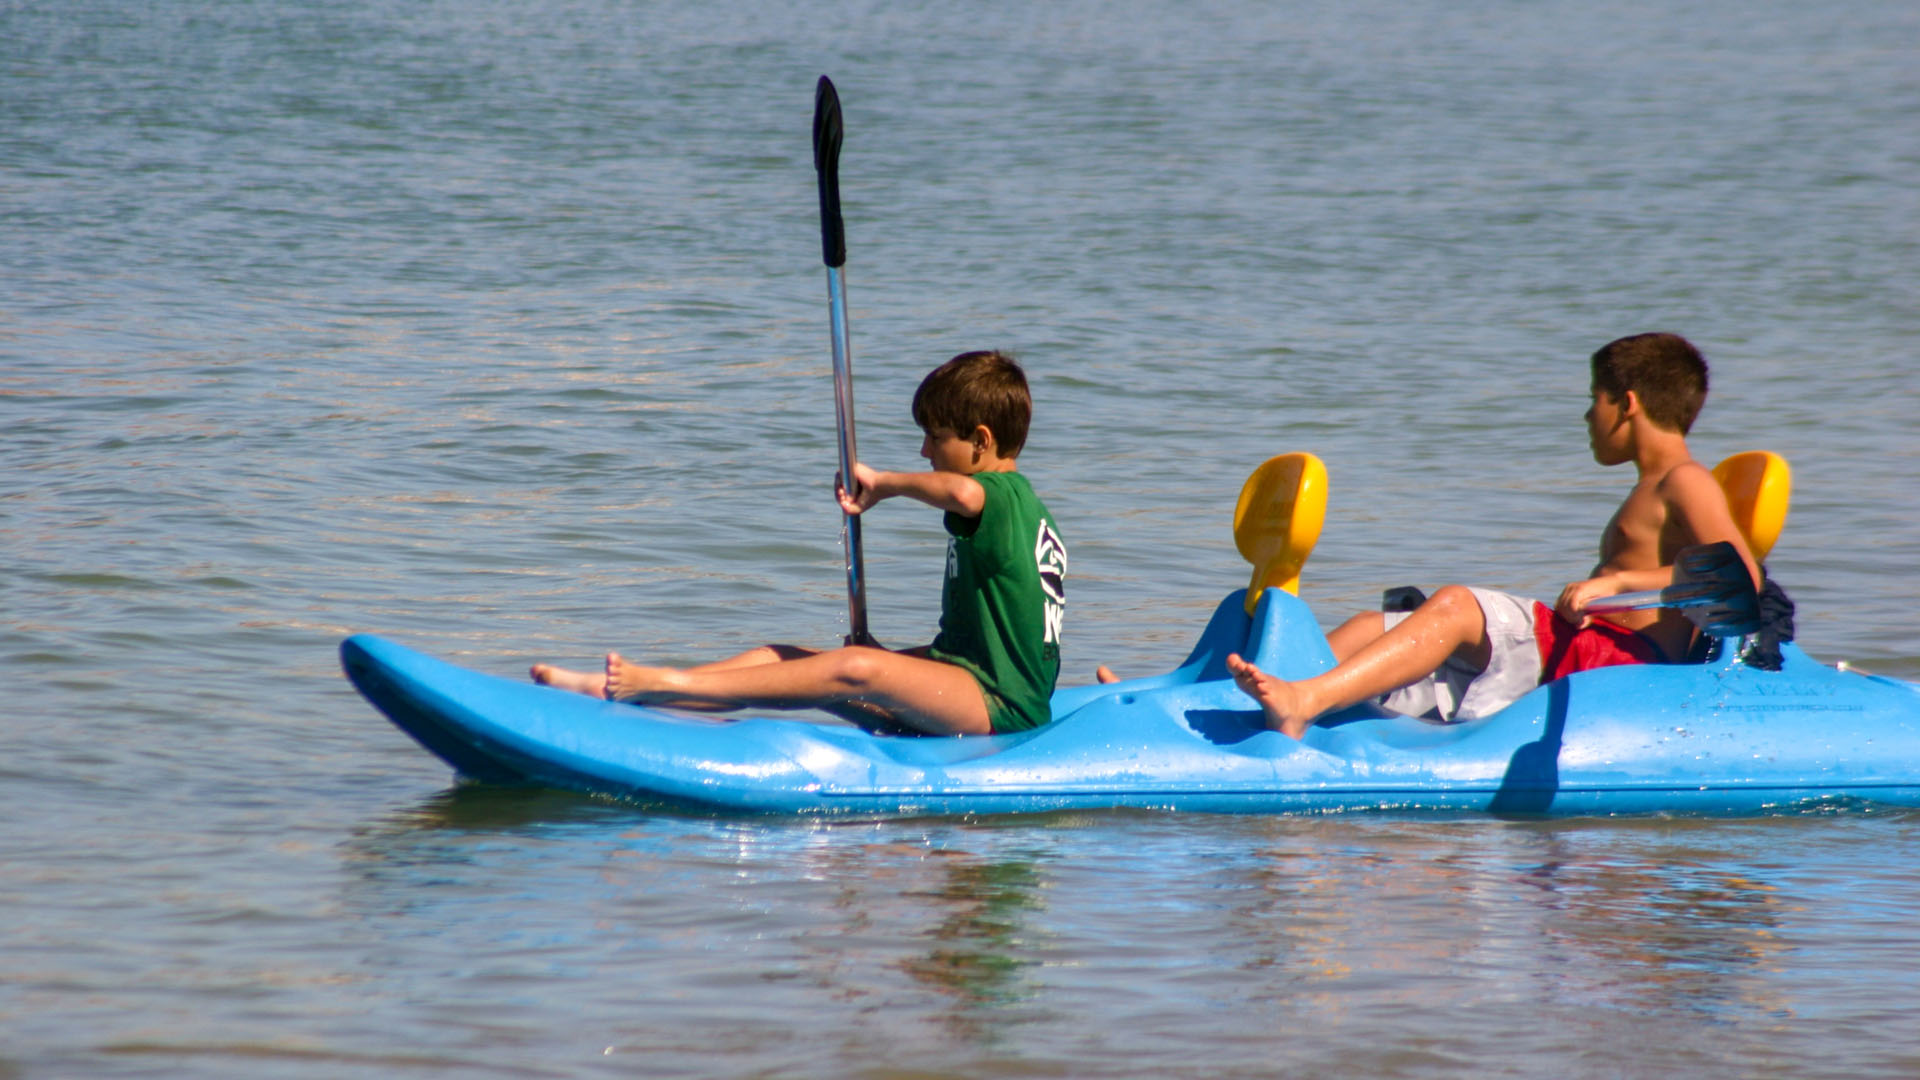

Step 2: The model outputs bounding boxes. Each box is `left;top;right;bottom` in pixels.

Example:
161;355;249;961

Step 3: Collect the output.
911;350;1032;458
1591;332;1709;434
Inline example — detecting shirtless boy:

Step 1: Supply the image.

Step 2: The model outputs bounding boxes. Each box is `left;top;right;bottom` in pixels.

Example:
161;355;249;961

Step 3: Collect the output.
1228;332;1761;738
531;350;1068;737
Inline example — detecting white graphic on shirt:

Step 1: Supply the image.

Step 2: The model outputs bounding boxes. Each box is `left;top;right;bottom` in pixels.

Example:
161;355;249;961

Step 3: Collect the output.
1034;520;1067;644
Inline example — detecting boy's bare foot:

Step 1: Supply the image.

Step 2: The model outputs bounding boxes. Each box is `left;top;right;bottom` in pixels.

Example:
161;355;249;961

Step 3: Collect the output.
1225;653;1316;739
531;663;609;700
604;652;683;703
1095;665;1120;684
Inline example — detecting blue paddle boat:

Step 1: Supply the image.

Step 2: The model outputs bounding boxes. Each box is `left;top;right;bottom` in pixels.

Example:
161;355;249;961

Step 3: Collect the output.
340;588;1920;817
341;583;1920;818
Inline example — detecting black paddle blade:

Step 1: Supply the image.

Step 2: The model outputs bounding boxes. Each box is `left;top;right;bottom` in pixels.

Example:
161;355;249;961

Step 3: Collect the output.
1667;541;1761;637
812;76;846;268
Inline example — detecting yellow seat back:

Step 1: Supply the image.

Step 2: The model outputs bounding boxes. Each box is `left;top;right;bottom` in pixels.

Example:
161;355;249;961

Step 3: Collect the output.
1234;452;1329;614
1711;451;1791;563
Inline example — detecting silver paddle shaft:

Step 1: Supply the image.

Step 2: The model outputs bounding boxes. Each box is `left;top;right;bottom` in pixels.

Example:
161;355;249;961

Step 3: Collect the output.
826;264;870;645
1586;588;1694;614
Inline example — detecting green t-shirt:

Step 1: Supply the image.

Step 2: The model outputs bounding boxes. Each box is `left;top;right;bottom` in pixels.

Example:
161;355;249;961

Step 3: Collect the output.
927;471;1066;733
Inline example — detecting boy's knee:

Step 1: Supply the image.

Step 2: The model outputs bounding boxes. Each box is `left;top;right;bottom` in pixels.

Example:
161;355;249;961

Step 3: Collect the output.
827;647;886;690
1426;585;1485;623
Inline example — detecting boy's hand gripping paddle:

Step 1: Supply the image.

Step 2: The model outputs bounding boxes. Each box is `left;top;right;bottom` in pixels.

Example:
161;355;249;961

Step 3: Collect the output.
1581;541;1761;637
1233;453;1329;615
814;76;872;646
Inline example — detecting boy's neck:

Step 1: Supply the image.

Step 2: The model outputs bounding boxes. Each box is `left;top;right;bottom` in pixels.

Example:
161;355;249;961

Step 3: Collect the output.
959;457;1018;475
1627;422;1695;479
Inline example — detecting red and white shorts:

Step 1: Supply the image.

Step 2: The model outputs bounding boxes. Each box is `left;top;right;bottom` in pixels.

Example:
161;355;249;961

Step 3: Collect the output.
1377;588;1664;722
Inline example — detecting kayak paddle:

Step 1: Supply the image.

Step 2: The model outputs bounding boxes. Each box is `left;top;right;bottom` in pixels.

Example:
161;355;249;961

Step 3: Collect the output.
1233;452;1329;615
813;75;872;646
1583;540;1760;637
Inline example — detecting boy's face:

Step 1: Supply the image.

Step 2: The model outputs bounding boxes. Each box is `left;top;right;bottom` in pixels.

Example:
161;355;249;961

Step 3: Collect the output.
1585;386;1631;465
920;426;980;474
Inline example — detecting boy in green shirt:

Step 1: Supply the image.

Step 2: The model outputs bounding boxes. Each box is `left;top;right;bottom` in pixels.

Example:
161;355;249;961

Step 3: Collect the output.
532;351;1066;736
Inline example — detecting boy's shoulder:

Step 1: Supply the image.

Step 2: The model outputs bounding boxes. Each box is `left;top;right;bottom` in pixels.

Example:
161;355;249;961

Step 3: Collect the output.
971;470;1058;522
1652;458;1719;502
973;469;1032;497
1647;455;1754;560
991;469;1056;504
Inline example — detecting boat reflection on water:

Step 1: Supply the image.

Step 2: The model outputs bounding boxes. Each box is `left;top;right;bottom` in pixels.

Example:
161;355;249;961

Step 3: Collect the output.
334;792;1914;1072
337;791;1056;1048
798;840;1049;1042
1208;818;1795;1024
1506;825;1794;1020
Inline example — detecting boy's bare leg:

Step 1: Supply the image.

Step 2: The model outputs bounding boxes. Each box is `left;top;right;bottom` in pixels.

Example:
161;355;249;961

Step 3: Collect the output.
606;646;994;736
533;644;818;700
1227;585;1492;739
686;644;819;673
1325;611;1387;662
530;663;608;698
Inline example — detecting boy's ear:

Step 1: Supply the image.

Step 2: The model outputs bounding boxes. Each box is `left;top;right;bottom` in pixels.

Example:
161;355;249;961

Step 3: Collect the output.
1620;389;1643;418
970;424;995;451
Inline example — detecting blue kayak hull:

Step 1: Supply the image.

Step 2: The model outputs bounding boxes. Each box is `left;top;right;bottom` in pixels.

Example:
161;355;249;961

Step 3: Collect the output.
341;589;1920;816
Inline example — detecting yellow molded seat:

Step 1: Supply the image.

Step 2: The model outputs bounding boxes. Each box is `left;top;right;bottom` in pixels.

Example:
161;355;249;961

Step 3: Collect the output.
1234;452;1329;614
1711;451;1791;562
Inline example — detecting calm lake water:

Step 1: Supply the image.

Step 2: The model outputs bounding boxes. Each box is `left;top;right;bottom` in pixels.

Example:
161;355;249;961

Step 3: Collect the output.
5;0;1919;1076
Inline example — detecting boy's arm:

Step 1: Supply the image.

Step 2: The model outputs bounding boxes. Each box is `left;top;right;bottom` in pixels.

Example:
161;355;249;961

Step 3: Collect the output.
837;462;986;518
1556;463;1762;622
